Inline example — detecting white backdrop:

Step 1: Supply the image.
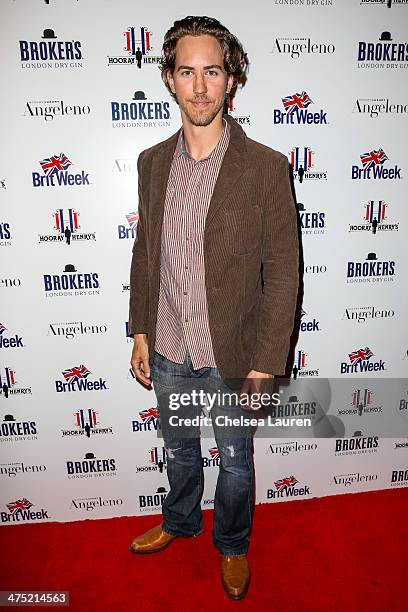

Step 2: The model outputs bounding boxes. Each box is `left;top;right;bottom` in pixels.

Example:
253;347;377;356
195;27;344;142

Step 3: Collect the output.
1;0;407;524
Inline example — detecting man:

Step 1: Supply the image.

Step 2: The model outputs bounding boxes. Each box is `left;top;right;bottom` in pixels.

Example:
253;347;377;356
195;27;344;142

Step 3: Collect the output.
128;16;299;600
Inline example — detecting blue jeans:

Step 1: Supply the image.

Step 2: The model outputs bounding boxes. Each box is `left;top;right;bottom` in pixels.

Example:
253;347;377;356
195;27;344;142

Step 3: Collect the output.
150;349;255;556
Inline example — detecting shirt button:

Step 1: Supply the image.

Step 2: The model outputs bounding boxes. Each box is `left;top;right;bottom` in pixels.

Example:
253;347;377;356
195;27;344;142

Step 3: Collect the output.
183;291;187;295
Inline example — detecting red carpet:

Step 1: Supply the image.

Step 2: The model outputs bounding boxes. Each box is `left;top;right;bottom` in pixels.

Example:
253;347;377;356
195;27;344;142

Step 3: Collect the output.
1;488;406;611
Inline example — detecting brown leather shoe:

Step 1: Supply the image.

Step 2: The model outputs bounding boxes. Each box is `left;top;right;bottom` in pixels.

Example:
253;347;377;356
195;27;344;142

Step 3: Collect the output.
129;524;177;554
221;554;250;600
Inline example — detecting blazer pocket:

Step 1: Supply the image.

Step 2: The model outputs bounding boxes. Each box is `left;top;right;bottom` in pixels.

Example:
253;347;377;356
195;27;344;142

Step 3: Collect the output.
226;207;262;255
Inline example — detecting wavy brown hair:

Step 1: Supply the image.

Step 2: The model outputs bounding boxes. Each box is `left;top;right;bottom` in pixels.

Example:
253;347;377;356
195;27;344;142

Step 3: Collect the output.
160;16;248;102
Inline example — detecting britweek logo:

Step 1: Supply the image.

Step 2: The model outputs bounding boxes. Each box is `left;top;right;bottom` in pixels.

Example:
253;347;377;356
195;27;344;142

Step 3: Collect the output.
353;98;408;117
0;222;12;247
47;321;108;340
336;387;382;416
19;29;83;69
288;147;327;182
334;433;379;455
1;498;49;523
351;148;402;180
138;487;168;512
0;460;46;478
299;309;320;333
24;99;91;121
43;263;100;297
32;153;91;188
107;26;161;67
271;37;335;58
0;414;37;441
0;369;32;399
267;475;311;499
340;347;386;374
132;407;160;433
297;202;326;236
331;471;378;487
0;322;24;349
55;364;108;393
39;208;96;244
61;409;113;438
357;31;408;69
66;452;117;479
349;200;399;233
342;305;395;324
346;252;395;283
273;91;328;125
203;447;220;468
70;496;124;513
228;96;251;125
118;212;138;240
111;90;171;128
292;350;319;377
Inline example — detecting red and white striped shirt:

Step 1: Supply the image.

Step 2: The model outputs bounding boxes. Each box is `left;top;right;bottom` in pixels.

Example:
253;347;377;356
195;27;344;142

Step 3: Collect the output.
154;118;231;368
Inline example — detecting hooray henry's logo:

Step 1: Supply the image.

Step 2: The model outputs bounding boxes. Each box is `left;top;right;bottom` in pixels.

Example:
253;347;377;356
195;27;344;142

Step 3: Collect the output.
0;322;24;350
0;369;32;399
274;91;328;125
297;202;326;236
132;407;160;433
346;252;395;283
111;90;171;128
39;209;96;244
340;347;386;374
66;452;117;479
43;264;100;297
1;498;49;523
135;446;167;474
118;212;138;240
55;364;107;393
61;409;113;438
19;29;83;69
292;350;319;378
357;31;408;68
351;148;402;180
272;37;335;58
267;475;311;499
228;96;251;125
289;147;327;182
32;153;91;188
349;201;399;234
108;25;161;67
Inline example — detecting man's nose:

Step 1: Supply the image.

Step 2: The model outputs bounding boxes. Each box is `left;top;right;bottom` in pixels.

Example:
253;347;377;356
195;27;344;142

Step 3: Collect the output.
193;72;207;94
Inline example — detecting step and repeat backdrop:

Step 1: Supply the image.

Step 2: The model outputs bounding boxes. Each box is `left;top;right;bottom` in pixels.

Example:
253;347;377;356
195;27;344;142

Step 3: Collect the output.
1;0;407;525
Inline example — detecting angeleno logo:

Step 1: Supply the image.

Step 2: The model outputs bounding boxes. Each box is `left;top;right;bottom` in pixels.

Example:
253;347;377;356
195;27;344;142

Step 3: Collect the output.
274;91;328;125
353;97;408;118
272;37;335;58
24;99;91;122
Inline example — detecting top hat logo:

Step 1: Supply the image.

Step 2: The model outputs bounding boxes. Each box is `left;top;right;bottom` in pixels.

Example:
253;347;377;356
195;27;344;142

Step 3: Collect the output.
42;28;57;39
84;452;96;460
379;31;392;42
133;91;147;101
366;252;378;261
64;264;77;273
288;396;298;403
156;487;167;494
353;431;363;437
4;415;16;422
296;202;305;211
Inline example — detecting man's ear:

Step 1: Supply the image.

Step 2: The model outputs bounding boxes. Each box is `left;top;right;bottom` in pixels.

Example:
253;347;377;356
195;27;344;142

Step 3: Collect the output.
226;73;234;94
167;69;176;94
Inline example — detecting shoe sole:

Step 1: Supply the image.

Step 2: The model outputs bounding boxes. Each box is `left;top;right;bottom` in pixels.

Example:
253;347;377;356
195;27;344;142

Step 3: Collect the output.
129;539;175;554
221;576;250;600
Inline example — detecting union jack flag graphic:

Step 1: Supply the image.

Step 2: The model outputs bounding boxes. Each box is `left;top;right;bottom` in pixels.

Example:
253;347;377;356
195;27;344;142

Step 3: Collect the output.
0;322;6;335
289;147;314;172
0;367;16;388
54;208;80;234
40;153;72;176
209;447;220;459
348;347;373;365
282;91;313;113
75;408;98;429
7;498;33;515
62;365;91;383
360;149;388;169
275;475;298;490
364;200;387;224
124;26;152;56
139;407;159;422
126;211;139;229
352;388;372;408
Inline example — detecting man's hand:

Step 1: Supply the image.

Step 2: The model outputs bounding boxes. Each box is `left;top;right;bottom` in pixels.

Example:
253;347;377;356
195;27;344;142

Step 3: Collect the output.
240;369;274;411
131;334;152;388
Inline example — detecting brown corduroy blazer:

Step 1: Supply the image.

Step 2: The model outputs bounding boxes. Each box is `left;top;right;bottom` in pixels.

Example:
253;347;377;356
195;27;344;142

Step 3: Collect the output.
128;113;299;378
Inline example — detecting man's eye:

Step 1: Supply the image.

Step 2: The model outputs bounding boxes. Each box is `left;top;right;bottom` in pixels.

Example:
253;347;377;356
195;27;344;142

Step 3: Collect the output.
206;70;218;76
181;70;192;76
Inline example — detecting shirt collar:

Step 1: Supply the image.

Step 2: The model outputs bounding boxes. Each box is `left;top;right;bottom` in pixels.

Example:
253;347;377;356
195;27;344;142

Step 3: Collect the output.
174;117;230;162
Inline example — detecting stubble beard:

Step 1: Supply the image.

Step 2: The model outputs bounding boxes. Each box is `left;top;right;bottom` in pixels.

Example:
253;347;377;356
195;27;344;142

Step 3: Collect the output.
179;95;225;127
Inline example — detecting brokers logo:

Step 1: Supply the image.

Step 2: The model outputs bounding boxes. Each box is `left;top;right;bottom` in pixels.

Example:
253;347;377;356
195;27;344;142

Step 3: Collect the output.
108;26;161;67
24;99;91;122
346;252;395;283
299;309;320;333
357;31;408;68
55;364;107;393
271;37;335;58
342;305;395;324
353;97;408;118
39;208;96;244
0;414;37;441
132;407;160;433
1;498;49;523
202;447;220;468
111;90;171;128
267;475;311;499
335;433;379;455
61;409;113;438
288;147;327;182
274;91;328;125
138;486;168;512
0;369;32;399
0;322;24;350
391;468;408;487
43;263;100;297
118;212;138;240
349;200;398;234
293;350;319;378
351;148;402;180
19;28;83;69
47;321;108;340
32;153;91;188
340;347;386;374
0;222;12;247
66;452;117;479
297;202;326;236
